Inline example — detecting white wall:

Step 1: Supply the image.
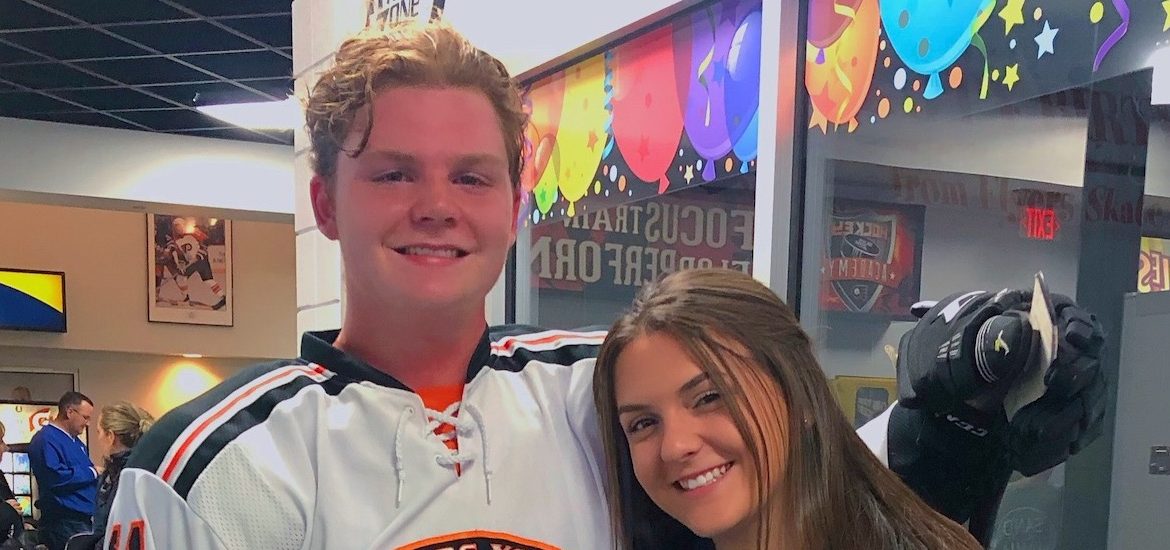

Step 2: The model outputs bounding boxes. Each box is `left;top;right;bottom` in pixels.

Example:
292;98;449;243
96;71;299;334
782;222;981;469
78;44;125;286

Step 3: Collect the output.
0;200;297;359
0;117;294;214
444;0;696;77
291;0;695;78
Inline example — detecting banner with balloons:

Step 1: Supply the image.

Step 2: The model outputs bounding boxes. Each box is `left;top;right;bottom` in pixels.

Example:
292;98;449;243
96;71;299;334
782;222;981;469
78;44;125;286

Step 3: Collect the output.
522;0;762;226
807;0;1170;134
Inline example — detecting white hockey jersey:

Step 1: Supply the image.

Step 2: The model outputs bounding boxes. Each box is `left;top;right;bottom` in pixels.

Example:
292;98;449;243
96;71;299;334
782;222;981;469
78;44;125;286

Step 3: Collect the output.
105;327;892;550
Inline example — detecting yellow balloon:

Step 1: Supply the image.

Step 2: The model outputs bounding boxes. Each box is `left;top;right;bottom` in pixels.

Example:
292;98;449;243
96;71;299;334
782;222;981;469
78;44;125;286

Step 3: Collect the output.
549;55;609;217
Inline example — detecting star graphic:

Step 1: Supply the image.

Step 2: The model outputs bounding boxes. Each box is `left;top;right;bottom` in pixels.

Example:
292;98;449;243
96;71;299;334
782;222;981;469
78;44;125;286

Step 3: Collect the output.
683;165;695;184
586;130;598;151
999;0;1026;35
1163;0;1170;31
1003;64;1021;90
1035;20;1059;59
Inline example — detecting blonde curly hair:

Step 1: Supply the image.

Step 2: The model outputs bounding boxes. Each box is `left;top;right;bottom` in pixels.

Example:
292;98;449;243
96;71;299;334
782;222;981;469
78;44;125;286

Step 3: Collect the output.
304;19;528;189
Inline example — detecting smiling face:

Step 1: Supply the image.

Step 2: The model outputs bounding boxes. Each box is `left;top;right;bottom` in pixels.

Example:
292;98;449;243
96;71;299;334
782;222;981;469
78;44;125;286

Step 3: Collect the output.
311;86;519;315
614;331;781;540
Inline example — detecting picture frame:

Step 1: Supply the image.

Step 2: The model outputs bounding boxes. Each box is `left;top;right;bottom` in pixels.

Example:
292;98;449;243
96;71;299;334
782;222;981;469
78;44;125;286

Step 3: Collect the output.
146;213;233;326
818;198;925;321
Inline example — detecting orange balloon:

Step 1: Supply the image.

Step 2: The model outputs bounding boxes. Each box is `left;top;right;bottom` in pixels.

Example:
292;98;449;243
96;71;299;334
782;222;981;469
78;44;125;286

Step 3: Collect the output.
804;0;881;127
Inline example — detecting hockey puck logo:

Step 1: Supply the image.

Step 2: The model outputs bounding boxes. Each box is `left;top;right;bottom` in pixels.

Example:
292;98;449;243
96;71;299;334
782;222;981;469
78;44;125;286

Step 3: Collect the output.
398;531;559;550
843;234;881;258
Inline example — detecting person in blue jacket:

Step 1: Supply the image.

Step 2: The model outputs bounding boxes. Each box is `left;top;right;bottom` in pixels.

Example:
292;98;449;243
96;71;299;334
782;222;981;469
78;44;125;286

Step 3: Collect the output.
28;392;98;550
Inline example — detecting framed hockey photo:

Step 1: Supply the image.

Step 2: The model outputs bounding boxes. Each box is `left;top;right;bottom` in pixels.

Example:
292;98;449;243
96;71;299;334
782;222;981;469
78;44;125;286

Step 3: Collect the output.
147;213;233;326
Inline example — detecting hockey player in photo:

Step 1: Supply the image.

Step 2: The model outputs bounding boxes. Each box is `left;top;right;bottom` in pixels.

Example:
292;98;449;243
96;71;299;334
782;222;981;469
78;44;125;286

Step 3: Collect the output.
156;218;226;310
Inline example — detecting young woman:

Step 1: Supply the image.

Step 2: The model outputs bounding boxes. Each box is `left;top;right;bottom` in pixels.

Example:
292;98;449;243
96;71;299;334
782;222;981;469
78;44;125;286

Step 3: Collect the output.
594;269;983;550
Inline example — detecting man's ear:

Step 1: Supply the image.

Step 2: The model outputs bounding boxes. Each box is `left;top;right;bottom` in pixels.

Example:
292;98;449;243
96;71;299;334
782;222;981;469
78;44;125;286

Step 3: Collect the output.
310;175;339;240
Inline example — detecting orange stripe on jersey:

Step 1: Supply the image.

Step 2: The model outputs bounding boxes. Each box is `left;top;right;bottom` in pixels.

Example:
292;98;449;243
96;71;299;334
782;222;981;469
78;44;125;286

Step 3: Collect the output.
491;331;606;352
160;364;327;483
396;530;560;550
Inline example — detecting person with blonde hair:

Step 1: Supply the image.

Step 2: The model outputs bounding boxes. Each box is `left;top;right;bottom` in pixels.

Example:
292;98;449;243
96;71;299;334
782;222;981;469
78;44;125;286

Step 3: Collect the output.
91;402;154;538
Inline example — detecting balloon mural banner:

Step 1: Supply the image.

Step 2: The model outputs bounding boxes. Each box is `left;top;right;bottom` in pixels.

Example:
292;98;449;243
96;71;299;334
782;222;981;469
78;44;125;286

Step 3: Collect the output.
529;184;756;303
806;0;1170;133
522;0;762;226
819;199;924;320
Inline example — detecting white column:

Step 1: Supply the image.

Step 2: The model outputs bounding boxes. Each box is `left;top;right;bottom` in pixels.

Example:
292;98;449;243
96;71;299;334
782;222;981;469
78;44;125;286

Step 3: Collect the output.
751;0;803;305
291;0;369;337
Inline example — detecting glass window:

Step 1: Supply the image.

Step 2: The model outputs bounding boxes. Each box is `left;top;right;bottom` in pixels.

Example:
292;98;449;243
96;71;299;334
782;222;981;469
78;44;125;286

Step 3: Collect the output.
799;1;1167;548
513;0;761;329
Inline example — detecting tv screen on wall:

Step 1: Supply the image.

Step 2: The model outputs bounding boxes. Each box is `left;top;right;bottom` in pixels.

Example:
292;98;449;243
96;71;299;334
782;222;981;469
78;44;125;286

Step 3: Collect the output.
0;268;66;333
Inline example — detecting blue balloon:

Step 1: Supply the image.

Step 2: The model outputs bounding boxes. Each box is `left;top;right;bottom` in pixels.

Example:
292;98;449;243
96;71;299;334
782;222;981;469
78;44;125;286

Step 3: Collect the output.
879;0;993;99
733;108;758;167
724;9;762;158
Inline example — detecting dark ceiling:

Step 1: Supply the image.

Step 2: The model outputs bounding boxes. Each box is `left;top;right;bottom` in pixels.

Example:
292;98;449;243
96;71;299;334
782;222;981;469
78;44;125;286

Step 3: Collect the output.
0;0;293;145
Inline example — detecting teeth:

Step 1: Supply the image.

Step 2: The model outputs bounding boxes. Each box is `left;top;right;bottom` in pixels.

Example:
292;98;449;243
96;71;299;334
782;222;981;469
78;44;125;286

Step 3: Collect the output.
678;464;730;491
403;247;459;258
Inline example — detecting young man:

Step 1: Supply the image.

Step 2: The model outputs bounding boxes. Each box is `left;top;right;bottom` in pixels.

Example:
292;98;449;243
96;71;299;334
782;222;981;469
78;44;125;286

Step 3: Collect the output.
105;20;1105;549
29;392;98;550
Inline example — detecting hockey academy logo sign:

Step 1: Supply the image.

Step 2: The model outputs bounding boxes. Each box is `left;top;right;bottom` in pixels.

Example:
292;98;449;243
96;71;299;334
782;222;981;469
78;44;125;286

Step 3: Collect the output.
398;530;558;550
820;200;923;319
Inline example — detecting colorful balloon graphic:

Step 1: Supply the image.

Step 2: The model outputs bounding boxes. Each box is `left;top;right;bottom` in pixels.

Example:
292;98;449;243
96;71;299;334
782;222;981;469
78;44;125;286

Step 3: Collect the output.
879;0;994;99
679;5;735;181
808;0;865;48
725;9;762;167
523;75;566;215
550;56;610;217
805;0;881;132
611;25;685;194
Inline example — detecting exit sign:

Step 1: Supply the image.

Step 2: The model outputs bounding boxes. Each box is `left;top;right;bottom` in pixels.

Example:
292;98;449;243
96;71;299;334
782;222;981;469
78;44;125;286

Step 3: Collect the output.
1023;207;1060;240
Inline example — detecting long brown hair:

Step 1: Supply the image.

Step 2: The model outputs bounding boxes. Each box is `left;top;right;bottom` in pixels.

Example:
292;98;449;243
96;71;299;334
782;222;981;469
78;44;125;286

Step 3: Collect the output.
593;268;981;550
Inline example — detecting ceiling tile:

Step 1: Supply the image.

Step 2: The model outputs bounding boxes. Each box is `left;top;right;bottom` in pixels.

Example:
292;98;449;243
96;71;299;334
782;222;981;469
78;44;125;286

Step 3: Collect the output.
163;0;293;18
0;62;113;88
0;40;43;64
0;91;80;116
2;28;148;60
141;79;287;106
112;21;259;54
21;110;146;131
74;57;216;85
33;0;189;24
179;50;291;80
52;88;178;111
0;0;76;30
219;15;291;48
118;107;224;131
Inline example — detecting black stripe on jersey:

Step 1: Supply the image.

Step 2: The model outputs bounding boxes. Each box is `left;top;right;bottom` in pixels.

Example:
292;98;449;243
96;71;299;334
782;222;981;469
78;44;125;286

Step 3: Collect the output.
123;360;353;499
487;324;607;373
169;370;352;499
125;361;299;476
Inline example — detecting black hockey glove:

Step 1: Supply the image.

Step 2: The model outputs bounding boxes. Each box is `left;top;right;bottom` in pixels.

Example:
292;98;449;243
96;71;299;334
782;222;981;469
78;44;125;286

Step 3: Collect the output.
1007;293;1106;476
888;288;1107;523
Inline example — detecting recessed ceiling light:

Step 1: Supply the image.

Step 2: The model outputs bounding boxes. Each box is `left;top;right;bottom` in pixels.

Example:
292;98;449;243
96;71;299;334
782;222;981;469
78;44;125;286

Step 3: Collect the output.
197;96;301;130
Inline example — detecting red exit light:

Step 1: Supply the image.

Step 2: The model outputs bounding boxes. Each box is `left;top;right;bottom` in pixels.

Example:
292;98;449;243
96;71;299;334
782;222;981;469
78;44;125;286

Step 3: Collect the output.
1023;207;1059;240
